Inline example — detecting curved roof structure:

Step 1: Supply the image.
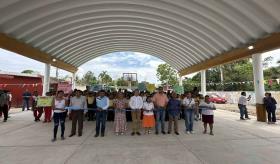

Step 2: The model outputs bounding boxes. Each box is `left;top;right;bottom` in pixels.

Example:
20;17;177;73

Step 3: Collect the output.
0;0;280;74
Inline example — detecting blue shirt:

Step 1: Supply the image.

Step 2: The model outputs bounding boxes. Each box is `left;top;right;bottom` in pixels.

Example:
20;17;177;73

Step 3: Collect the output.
167;98;181;116
96;96;109;110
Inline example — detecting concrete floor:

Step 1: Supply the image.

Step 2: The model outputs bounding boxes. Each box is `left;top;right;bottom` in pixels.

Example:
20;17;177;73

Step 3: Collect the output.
0;110;279;164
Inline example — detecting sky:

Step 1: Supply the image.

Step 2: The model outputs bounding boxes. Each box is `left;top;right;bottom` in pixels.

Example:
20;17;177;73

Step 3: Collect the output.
0;48;279;84
0;49;165;84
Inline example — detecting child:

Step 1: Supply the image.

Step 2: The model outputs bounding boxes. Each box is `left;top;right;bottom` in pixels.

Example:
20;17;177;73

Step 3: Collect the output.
142;96;155;134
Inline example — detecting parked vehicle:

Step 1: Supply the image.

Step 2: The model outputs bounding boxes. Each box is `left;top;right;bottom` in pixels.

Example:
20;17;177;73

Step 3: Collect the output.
209;94;227;104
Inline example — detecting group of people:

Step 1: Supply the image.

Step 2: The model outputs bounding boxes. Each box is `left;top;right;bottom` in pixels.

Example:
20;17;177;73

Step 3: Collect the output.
47;87;216;142
1;87;278;142
238;91;278;123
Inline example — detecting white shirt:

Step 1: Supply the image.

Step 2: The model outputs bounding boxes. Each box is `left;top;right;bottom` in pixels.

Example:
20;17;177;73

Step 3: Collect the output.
143;102;154;116
54;99;66;113
129;96;143;110
199;101;215;115
182;97;195;109
238;96;247;105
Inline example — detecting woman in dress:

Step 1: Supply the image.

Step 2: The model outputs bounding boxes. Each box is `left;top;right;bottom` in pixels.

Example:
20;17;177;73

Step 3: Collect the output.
113;92;128;135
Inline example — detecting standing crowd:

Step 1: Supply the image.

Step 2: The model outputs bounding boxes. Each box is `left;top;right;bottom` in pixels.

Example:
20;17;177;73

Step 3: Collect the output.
0;87;278;142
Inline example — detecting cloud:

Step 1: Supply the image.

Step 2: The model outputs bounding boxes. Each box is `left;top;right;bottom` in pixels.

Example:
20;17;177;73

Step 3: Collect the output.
0;49;165;83
79;51;165;83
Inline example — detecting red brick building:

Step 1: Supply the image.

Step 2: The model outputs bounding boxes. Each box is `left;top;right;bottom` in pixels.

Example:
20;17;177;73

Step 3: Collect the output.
0;71;43;107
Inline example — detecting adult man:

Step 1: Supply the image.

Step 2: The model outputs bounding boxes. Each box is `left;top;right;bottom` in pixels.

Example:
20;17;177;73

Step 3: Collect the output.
22;89;31;111
238;92;251;120
129;89;143;136
69;90;87;137
152;87;169;135
167;92;181;135
182;92;196;134
0;90;9;122
95;90;109;137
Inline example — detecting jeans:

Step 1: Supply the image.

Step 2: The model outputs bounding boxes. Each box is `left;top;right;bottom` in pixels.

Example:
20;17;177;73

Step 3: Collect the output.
155;108;166;132
96;110;107;135
184;109;194;132
22;99;30;111
238;104;249;119
53;112;66;138
267;106;276;122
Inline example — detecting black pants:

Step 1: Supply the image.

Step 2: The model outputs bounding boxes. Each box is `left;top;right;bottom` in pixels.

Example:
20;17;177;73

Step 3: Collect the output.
0;104;8;121
267;107;276;122
53;112;66;138
71;110;84;135
88;110;96;121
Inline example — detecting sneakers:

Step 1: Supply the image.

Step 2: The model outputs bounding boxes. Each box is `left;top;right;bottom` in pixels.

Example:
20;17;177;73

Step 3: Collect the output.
190;131;195;134
94;134;99;137
175;132;180;135
131;132;135;136
161;131;166;135
136;132;141;136
61;136;65;140
240;118;245;120
51;138;56;142
186;131;190;134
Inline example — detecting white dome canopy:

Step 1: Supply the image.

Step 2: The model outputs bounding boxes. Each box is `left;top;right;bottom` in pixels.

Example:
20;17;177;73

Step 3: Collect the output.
0;0;280;73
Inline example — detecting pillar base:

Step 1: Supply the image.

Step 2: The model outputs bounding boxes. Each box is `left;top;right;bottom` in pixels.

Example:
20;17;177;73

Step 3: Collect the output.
256;104;266;122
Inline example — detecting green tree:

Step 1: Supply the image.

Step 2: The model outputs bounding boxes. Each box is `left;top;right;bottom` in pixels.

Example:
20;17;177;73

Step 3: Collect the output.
116;77;128;86
156;63;178;86
82;71;97;85
21;70;35;74
98;71;112;85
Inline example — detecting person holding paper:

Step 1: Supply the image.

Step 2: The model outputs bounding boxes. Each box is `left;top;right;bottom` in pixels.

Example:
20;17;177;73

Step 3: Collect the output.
199;95;216;135
32;91;43;122
69;90;87;137
95;90;109;137
52;90;67;142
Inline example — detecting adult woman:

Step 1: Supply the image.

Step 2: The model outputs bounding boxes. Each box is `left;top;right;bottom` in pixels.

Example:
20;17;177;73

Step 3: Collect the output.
199;95;216;135
113;92;128;135
52;90;67;142
87;92;96;121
